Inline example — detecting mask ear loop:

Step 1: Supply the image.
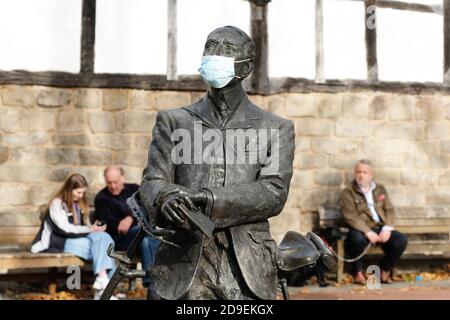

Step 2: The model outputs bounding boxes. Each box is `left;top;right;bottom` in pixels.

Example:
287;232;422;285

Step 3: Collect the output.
234;58;252;79
234;58;252;63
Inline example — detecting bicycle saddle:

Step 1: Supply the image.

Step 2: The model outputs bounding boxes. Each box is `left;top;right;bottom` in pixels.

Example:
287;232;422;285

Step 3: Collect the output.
277;231;320;271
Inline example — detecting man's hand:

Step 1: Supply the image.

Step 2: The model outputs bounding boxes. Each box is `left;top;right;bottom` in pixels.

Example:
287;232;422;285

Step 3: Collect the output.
90;224;107;233
365;230;381;244
379;229;392;243
117;216;134;235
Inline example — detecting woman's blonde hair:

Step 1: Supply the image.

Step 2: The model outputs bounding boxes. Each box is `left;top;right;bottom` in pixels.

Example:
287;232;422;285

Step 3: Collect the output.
48;173;89;225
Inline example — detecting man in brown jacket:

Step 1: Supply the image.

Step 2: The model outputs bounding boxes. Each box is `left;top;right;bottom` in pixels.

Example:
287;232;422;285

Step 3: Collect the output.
340;159;408;284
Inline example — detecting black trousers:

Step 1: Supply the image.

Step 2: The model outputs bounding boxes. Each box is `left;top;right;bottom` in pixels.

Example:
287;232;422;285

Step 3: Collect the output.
344;226;408;274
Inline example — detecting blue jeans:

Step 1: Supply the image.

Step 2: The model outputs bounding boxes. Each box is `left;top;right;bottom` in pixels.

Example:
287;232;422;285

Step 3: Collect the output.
113;225;160;286
64;232;116;276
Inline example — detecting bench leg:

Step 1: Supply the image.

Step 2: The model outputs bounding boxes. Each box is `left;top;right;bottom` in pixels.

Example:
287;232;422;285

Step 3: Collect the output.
128;278;136;291
128;262;137;291
48;267;58;295
337;239;345;283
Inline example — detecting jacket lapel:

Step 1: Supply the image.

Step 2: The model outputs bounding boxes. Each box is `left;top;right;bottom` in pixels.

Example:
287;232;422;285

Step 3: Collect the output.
222;95;262;130
183;94;262;130
352;181;377;220
352;180;387;223
372;186;386;222
182;95;217;129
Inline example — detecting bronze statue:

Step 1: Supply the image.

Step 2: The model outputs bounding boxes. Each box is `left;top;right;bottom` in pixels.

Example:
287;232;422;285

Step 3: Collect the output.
138;26;295;300
101;26;336;301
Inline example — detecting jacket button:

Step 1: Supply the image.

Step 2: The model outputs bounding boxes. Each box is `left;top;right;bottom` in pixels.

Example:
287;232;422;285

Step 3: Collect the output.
201;184;207;188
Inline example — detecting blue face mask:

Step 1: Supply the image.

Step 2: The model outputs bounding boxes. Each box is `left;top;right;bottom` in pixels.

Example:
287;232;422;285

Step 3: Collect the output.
198;55;251;89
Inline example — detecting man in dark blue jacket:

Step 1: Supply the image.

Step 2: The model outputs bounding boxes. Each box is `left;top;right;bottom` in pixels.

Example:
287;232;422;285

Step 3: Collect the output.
95;166;160;298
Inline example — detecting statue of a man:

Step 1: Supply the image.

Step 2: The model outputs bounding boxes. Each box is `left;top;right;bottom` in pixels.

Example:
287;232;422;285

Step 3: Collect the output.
139;26;295;300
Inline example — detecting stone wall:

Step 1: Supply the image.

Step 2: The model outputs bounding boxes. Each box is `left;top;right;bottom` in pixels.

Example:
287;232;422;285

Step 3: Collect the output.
1;84;450;243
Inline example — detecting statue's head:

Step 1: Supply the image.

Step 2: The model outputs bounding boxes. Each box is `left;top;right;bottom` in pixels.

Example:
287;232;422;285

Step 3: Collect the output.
199;26;255;89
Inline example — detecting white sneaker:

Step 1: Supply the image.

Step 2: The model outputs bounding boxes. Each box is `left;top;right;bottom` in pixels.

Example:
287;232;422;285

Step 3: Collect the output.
94;289;119;300
93;275;110;290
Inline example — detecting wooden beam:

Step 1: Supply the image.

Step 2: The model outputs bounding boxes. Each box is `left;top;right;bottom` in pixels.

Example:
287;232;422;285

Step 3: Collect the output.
445;0;450;85
269;77;450;95
0;253;85;269
396;225;450;234
0;270;95;283
2;70;450;95
0;70;206;91
80;0;96;73
249;0;270;94
167;0;178;80
315;0;325;84
377;0;441;15
365;0;378;84
342;0;442;15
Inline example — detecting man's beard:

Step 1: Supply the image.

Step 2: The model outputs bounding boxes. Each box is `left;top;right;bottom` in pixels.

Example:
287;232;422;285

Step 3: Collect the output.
357;179;371;190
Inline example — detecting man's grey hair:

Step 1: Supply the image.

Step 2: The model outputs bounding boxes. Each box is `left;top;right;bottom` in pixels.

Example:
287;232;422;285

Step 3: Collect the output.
356;159;374;168
104;166;125;177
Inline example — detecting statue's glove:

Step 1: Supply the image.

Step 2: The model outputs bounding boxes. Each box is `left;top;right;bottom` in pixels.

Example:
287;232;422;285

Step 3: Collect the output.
159;188;207;228
157;185;207;207
178;189;207;206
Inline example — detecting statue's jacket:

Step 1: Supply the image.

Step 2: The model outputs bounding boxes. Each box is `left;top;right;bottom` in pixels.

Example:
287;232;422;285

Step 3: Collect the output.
139;89;295;299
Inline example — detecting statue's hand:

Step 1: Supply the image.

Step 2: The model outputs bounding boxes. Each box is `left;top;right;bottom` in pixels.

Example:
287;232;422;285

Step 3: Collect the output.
160;194;187;227
177;189;207;207
157;185;206;207
159;190;208;228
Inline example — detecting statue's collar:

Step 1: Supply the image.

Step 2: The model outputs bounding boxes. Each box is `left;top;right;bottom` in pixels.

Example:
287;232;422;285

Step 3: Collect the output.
183;92;261;130
207;83;245;113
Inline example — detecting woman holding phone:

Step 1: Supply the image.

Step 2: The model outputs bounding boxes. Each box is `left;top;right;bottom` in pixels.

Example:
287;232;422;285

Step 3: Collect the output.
31;173;117;299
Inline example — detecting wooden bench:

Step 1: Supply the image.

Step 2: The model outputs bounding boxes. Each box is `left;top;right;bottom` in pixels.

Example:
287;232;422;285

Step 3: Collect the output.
317;206;450;283
0;223;142;295
0;226;86;294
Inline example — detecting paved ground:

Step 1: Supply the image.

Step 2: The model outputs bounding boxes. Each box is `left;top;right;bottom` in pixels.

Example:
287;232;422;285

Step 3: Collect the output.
288;279;450;300
2;273;450;300
0;281;143;300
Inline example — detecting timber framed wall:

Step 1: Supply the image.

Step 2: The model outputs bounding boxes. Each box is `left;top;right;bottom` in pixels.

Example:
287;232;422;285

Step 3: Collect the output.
1;0;450;95
2;1;450;244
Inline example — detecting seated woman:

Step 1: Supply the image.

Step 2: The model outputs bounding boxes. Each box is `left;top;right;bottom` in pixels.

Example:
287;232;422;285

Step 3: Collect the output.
31;173;117;300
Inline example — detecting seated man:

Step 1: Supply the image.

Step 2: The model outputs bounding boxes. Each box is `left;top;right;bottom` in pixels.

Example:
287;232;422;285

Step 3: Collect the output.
94;166;160;297
340;159;408;285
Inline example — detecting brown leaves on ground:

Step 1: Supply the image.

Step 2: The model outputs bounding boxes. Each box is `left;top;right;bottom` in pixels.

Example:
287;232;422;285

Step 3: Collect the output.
124;286;147;299
14;281;149;300
20;285;149;300
334;270;450;285
19;288;147;300
398;271;450;282
333;274;354;286
22;291;88;300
